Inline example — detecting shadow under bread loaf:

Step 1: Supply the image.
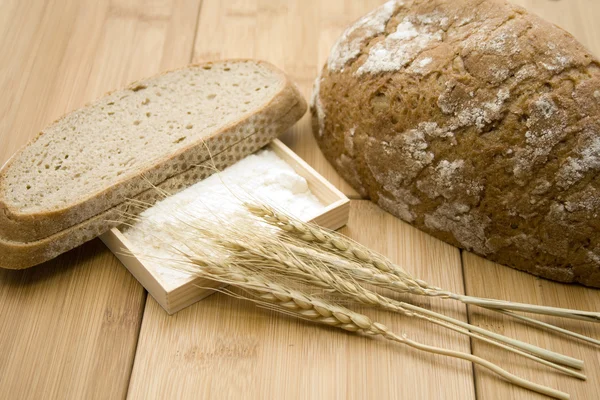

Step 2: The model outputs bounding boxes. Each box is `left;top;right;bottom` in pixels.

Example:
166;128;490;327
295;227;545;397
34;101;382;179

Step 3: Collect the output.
312;0;600;287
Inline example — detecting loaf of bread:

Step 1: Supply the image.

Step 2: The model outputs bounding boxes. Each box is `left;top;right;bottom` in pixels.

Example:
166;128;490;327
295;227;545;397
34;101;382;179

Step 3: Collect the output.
312;0;600;287
0;60;307;269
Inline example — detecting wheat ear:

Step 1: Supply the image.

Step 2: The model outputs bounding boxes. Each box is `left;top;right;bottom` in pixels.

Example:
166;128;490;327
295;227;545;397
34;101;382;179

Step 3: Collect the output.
197;226;585;380
280;242;590;369
175;203;586;371
245;203;600;325
282;241;600;349
165;245;569;400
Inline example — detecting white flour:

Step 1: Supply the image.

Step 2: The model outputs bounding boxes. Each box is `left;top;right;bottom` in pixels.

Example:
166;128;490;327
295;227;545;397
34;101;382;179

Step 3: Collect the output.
122;149;325;288
327;0;399;72
356;16;443;75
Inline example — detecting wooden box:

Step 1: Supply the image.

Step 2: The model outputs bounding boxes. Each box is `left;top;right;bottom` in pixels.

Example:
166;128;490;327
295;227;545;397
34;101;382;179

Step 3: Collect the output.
101;139;350;314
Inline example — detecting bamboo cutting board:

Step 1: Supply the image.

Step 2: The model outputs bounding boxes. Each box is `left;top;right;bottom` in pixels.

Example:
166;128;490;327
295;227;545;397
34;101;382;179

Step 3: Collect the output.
0;1;600;399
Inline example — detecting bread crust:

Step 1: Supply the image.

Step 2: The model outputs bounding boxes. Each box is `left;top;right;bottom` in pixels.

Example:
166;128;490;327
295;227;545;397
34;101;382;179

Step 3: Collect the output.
313;0;600;287
0;60;306;243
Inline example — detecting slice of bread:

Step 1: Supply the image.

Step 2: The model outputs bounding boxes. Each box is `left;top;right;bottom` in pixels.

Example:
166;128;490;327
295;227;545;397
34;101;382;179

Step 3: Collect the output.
0;127;280;269
0;60;307;246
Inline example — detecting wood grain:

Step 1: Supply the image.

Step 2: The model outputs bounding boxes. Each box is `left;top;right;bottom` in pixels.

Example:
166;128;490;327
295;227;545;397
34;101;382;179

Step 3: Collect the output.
462;252;600;400
461;1;600;399
0;240;146;399
0;0;202;398
127;200;475;400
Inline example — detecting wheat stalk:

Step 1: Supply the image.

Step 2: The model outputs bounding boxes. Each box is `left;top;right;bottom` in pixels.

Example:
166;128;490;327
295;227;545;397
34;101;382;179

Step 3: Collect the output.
245;203;600;328
136;199;589;372
233;249;584;378
122;198;585;398
282;241;600;349
187;219;585;378
161;239;570;400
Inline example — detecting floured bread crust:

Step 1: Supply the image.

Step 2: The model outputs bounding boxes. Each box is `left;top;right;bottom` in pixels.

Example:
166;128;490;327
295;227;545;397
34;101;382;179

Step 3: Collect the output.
313;0;600;287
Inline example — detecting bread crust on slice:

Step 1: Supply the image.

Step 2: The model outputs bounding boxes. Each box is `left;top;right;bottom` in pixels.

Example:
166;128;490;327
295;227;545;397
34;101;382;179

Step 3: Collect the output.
0;99;305;269
0;60;306;243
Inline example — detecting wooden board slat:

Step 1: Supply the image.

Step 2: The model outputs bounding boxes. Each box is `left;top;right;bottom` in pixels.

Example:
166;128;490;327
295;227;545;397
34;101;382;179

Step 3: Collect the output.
0;241;146;399
0;0;88;164
191;0;394;198
127;200;476;400
462;252;600;400
0;0;202;398
461;1;600;399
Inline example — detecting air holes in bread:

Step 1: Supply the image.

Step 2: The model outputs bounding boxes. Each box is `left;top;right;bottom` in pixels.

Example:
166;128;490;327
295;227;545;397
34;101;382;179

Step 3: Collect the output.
131;84;147;92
